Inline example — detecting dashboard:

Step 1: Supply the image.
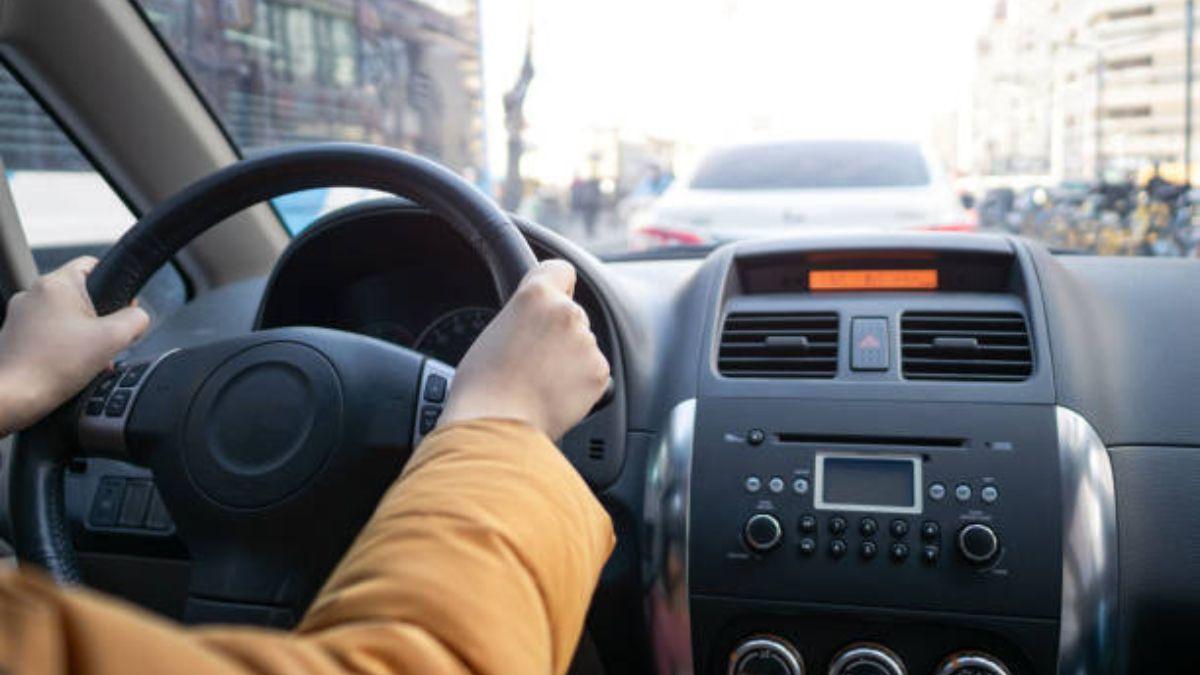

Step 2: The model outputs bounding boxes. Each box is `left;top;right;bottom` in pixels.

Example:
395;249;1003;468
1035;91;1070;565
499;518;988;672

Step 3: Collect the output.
16;198;1200;675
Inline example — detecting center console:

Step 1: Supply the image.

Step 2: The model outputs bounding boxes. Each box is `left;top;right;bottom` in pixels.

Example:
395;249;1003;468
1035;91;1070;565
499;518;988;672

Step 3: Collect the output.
643;236;1116;675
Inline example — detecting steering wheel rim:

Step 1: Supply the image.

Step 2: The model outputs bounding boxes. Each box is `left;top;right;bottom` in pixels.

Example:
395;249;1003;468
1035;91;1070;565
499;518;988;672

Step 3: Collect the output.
11;143;537;594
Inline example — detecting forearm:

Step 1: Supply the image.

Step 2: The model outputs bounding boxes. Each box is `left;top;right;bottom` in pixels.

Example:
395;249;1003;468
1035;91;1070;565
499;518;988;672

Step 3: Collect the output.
0;419;614;675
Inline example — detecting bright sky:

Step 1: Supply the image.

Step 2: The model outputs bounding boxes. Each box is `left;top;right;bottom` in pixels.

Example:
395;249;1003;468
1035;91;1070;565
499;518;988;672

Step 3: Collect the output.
480;0;994;185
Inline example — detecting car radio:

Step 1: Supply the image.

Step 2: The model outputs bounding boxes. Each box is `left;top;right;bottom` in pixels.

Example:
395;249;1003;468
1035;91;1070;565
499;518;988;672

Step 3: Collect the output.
685;396;1062;674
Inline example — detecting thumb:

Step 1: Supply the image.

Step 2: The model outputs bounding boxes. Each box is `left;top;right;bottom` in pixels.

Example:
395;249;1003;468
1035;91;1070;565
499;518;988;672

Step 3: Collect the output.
98;304;151;350
528;259;577;297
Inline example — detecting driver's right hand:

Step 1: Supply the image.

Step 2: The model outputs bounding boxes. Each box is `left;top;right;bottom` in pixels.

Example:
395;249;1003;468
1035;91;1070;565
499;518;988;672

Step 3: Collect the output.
439;260;610;441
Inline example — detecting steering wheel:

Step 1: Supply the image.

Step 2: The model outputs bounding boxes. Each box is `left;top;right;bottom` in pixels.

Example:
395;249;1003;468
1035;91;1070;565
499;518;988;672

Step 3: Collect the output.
8;143;538;626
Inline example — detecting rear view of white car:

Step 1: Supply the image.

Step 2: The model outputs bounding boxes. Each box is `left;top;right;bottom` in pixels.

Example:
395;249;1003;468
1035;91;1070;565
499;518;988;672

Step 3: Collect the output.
630;139;971;249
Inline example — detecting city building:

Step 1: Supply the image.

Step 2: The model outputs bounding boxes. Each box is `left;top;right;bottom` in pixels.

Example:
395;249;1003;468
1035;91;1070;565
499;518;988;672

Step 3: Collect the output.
972;0;1200;184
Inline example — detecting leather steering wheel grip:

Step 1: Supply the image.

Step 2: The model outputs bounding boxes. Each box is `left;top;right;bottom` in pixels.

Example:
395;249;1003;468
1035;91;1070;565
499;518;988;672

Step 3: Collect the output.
15;144;537;584
87;143;537;315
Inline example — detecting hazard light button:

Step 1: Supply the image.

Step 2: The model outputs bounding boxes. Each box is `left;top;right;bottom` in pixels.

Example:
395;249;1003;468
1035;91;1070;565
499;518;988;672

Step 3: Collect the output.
851;317;889;371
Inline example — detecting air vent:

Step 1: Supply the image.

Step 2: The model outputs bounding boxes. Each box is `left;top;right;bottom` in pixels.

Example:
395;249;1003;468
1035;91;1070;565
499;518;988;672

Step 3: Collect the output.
901;312;1032;381
718;312;839;378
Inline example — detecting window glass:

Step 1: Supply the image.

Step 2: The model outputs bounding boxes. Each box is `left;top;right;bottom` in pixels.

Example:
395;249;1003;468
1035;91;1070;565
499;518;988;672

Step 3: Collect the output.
689;142;933;191
0;68;134;247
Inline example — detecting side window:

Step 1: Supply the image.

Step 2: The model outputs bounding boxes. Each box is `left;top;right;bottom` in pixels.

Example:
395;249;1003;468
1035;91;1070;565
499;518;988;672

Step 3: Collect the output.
0;65;185;320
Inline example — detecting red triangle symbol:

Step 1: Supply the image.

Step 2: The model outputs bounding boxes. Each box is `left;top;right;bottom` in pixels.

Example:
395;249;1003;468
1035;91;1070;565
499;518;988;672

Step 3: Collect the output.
859;334;881;350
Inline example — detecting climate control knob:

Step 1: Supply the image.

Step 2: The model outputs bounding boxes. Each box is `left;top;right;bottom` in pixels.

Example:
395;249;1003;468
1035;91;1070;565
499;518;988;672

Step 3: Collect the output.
828;643;906;675
934;651;1011;675
728;636;804;675
957;523;1000;564
744;513;783;553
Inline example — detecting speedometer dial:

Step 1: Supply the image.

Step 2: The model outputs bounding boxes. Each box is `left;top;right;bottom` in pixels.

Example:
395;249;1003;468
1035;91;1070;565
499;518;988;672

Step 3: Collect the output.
414;307;497;365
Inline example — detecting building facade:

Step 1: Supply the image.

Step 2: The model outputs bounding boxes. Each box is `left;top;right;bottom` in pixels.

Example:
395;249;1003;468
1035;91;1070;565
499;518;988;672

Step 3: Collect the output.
973;0;1199;182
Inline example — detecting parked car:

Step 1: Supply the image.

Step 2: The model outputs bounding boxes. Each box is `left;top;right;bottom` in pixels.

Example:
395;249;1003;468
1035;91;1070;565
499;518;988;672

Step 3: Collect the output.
630;139;971;249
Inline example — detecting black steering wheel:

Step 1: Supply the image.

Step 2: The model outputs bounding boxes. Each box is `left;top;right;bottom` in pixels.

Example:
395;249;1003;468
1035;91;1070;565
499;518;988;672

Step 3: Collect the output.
9;143;537;626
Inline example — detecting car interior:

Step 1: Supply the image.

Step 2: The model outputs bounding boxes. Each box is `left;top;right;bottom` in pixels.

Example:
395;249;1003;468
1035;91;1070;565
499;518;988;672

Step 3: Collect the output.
0;2;1198;675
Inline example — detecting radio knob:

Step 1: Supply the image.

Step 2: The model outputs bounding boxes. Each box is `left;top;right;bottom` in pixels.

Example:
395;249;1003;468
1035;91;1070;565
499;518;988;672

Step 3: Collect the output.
828;643;906;675
744;513;783;553
728;636;804;675
957;523;1000;564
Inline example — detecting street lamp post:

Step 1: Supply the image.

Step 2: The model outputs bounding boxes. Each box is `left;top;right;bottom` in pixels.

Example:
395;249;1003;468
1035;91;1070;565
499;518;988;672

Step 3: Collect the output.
1186;0;1194;185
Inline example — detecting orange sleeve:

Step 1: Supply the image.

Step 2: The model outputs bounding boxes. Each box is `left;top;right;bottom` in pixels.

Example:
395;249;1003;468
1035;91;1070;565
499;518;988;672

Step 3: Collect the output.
0;419;616;675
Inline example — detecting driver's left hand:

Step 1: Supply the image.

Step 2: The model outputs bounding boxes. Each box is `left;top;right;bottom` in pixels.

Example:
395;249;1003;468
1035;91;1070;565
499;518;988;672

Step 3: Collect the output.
0;256;148;435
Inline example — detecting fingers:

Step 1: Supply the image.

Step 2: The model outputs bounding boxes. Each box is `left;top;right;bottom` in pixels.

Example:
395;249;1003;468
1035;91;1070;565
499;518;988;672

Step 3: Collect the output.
524;259;576;297
98;305;151;350
62;256;99;275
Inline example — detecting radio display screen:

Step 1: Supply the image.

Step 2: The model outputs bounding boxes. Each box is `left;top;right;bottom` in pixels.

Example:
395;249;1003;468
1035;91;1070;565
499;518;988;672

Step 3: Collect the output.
815;454;921;514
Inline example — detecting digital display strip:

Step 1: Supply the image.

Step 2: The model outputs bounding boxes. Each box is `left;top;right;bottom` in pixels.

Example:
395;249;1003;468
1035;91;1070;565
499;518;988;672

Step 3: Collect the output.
813;452;923;514
809;268;939;291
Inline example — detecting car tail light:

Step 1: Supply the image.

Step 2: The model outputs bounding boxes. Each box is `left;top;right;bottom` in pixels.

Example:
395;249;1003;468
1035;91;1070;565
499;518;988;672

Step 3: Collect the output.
630;225;709;249
920;222;979;233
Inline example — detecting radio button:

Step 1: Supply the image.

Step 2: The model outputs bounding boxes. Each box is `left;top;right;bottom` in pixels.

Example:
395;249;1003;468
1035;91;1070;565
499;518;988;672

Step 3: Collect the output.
768;477;785;493
798;537;817;556
954;483;972;502
921;520;941;541
859;517;878;537
928;482;947;501
829;516;848;535
921;545;940;565
981;485;999;504
744;476;762;493
829;538;848;559
860;540;878;560
889;518;909;538
798;514;817;533
889;542;910;562
792;477;810;495
744;514;784;553
747;428;766;446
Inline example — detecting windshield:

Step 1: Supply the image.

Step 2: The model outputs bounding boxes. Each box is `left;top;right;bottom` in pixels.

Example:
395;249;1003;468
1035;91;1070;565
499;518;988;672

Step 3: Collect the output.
133;0;1200;260
689;142;932;191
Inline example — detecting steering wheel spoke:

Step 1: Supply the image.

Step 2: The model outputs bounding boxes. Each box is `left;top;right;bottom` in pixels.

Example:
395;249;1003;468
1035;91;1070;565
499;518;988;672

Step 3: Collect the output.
76;350;179;464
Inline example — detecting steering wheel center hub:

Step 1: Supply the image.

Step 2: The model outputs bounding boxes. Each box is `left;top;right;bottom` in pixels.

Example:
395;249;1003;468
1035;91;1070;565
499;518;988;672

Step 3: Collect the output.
183;342;343;509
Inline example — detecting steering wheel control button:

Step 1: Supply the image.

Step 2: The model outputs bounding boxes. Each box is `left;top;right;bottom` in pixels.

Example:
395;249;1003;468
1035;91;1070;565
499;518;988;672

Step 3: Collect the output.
859;517;878;536
88;477;126;527
958;523;1000;564
889;542;910;562
934;652;1012;675
792;477;810;495
798;514;817;533
746;428;766;446
93;371;120;398
423;373;448;403
928;482;947;501
860;540;878;560
921;521;941;541
828;643;906;675
829;538;848;559
119;363;150;387
981;485;999;504
850;317;890;371
729;636;805;675
889;518;909;538
798;537;817;556
104;390;132;417
955;483;973;502
745;476;762;493
143;490;174;531
85;398;106;416
768;476;785;493
744;514;784;553
418;405;443;434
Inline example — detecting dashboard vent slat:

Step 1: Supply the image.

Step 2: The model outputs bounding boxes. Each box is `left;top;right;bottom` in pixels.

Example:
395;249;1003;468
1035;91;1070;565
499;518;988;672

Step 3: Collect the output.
901;312;1032;382
719;312;839;378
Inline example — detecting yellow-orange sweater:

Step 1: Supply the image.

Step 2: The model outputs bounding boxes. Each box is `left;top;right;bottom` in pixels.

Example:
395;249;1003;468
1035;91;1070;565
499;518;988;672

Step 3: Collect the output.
0;419;615;674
